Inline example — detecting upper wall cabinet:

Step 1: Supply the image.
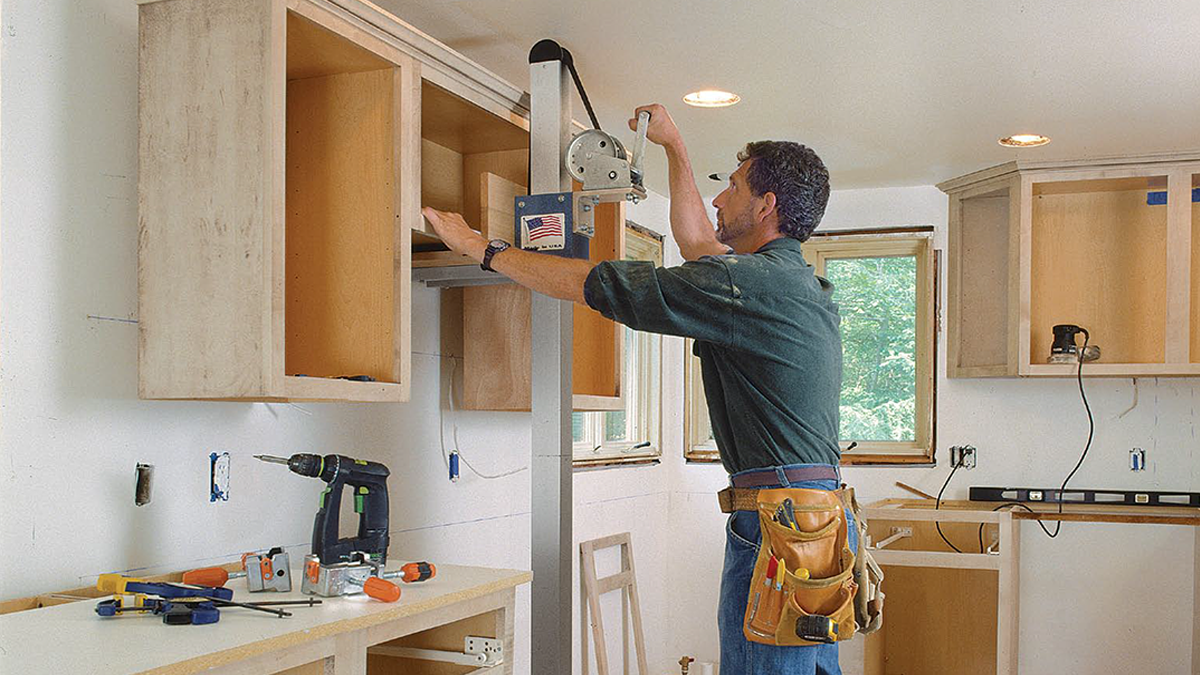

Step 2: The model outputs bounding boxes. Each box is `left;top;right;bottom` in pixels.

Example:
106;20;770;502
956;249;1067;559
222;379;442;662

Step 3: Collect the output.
459;200;627;412
138;0;417;401
940;153;1200;378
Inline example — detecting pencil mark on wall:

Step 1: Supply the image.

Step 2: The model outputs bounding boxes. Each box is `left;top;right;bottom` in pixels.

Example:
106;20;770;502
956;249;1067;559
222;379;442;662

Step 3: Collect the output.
87;315;138;324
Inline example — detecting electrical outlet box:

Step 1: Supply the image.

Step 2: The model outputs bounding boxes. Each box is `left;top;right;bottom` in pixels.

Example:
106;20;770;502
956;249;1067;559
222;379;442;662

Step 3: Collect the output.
1130;448;1146;471
950;445;976;470
210;452;230;502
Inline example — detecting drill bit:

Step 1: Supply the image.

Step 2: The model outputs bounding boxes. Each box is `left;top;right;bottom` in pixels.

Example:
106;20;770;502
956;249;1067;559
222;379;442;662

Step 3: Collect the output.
254;454;289;465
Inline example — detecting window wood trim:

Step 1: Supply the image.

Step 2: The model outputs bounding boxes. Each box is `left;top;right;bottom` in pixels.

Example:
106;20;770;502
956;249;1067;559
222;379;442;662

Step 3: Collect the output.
803;233;937;464
573;222;664;467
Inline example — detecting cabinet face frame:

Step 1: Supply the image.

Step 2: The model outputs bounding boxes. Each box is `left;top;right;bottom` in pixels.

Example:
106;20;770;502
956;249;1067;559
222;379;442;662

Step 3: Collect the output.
1017;164;1199;377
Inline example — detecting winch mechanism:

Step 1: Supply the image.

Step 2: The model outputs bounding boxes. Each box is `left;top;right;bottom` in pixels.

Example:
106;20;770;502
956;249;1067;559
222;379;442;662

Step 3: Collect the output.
515;40;649;257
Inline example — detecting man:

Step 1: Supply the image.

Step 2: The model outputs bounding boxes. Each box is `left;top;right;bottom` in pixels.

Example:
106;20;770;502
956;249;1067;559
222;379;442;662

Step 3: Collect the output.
423;103;850;674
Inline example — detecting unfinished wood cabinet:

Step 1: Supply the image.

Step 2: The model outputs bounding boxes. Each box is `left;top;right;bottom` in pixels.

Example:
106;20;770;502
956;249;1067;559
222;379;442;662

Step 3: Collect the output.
940;153;1200;378
407;73;626;411
460;199;627;411
138;0;417;401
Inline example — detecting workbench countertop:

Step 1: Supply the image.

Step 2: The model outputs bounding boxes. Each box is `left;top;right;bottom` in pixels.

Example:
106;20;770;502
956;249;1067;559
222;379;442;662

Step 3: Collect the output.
0;563;532;675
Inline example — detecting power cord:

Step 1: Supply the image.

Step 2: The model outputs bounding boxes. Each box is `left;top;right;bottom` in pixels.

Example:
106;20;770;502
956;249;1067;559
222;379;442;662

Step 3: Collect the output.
934;453;966;553
437;355;527;481
978;330;1095;551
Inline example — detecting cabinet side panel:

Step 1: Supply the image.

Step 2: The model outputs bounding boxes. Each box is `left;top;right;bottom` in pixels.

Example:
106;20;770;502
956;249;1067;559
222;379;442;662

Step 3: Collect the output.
573;201;622;398
1192;176;1199;363
138;0;273;398
285;68;397;383
462;285;532;410
878;566;999;674
957;196;1011;370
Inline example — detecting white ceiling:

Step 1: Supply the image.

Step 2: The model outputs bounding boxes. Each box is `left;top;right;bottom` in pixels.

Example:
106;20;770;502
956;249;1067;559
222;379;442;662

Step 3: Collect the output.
376;0;1200;195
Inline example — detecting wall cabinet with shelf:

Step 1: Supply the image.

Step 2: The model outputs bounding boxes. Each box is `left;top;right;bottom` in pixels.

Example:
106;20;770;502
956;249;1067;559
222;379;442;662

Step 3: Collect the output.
139;0;626;405
138;0;415;402
941;154;1200;378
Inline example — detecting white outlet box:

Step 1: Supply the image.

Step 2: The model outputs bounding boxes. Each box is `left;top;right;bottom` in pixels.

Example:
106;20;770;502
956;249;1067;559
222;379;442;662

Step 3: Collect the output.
950;445;976;470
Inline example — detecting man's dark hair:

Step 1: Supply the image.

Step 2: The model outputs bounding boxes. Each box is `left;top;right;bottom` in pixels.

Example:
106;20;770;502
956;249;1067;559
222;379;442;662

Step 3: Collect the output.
737;141;830;242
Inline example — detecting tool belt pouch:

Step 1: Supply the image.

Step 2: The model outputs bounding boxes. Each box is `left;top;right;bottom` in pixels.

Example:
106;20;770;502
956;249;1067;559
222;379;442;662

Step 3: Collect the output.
741;488;857;646
841;487;884;634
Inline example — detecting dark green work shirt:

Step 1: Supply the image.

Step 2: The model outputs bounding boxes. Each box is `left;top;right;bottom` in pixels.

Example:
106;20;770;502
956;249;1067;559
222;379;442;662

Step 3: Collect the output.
583;237;842;474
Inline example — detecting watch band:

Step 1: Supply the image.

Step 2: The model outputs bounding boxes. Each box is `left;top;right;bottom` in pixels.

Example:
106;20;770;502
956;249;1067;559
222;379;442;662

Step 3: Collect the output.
480;239;511;272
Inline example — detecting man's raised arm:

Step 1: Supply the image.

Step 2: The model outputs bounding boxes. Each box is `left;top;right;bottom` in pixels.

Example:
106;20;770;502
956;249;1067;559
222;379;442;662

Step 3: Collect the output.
629;104;728;261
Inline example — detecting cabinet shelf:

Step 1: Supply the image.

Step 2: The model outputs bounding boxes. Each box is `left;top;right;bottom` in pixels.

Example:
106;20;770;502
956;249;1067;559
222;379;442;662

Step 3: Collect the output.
941;154;1200;378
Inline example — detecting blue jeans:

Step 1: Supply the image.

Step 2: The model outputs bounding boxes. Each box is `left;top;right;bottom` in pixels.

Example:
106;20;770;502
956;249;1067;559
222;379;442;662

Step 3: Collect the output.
717;465;857;675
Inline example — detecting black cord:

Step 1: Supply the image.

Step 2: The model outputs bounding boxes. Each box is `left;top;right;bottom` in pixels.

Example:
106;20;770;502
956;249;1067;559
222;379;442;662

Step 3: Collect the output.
935;456;964;553
563;55;602;131
1048;330;1094;537
978;331;1095;551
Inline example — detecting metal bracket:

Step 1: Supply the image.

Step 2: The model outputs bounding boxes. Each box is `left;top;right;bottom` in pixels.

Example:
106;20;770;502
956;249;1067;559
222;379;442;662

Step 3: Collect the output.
412;265;514;288
367;636;503;667
871;526;912;550
572;185;647;237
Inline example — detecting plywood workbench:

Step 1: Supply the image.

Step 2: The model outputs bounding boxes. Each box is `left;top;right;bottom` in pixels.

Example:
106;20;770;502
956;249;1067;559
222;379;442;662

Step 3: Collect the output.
0;564;531;675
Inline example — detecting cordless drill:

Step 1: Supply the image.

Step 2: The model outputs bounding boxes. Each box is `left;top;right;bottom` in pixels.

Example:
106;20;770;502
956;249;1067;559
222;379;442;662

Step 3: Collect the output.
255;453;390;564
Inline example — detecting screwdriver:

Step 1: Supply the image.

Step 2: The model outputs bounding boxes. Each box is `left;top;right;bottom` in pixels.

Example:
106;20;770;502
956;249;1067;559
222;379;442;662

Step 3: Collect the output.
182;566;246;587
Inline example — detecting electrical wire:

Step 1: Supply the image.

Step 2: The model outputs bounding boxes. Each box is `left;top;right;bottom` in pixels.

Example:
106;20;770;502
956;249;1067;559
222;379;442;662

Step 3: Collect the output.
439;356;527;480
934;454;965;553
976;331;1096;551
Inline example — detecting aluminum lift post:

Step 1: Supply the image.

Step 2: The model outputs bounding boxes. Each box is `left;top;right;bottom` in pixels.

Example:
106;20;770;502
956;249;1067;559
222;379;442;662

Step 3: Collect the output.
528;50;574;674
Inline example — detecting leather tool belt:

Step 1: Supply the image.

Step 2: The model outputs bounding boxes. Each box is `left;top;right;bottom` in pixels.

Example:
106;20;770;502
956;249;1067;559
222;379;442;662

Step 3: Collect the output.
720;483;884;645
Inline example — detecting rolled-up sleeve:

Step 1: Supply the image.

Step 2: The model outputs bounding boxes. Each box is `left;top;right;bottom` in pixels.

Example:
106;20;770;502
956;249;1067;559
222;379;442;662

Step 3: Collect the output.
583;256;736;347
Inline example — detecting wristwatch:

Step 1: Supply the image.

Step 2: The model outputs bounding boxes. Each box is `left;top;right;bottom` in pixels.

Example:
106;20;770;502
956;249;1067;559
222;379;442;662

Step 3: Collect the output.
480;239;511;272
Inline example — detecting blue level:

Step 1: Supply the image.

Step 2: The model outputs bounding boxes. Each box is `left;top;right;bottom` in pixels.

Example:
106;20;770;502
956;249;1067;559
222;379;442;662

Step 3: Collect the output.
1146;188;1200;205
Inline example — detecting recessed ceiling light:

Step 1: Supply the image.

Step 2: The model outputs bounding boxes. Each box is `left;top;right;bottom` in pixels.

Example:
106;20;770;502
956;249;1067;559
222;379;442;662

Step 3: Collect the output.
998;134;1051;148
683;90;741;108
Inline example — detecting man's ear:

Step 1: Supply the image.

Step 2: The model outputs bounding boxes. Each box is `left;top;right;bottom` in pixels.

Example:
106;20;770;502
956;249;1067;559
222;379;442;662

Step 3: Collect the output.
755;191;778;223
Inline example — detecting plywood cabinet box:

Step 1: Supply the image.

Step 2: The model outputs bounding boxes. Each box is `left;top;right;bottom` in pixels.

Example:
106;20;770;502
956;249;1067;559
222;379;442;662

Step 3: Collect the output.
138;0;625;404
940;153;1200;378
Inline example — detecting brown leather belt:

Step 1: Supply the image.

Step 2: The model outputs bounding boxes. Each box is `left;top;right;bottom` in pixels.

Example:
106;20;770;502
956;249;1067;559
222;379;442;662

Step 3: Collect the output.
718;466;841;513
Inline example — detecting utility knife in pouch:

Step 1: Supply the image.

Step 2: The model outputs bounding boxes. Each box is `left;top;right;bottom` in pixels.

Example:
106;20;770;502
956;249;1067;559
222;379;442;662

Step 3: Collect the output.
742;487;858;646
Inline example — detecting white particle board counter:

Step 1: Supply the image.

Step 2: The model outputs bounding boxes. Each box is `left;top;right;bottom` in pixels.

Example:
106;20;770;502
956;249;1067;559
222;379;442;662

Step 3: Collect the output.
0;564;531;675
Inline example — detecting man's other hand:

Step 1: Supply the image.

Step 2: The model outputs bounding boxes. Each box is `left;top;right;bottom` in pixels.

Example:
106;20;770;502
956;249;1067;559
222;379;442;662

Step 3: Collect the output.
422;207;487;262
629;104;682;150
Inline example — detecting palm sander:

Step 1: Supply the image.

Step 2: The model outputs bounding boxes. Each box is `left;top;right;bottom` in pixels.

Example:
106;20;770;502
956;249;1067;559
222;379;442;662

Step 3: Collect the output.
255;453;390;564
1048;324;1100;365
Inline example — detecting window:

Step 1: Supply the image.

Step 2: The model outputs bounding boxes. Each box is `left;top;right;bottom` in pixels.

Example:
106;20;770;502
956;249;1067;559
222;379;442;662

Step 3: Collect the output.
684;338;719;462
573;222;664;467
684;230;938;465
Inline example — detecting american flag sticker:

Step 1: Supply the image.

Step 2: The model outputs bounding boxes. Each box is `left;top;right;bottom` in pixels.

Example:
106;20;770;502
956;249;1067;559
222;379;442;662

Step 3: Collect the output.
521;213;566;251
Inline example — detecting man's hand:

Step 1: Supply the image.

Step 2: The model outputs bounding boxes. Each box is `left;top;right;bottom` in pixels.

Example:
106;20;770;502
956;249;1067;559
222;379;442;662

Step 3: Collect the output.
422;207;487;262
628;104;682;151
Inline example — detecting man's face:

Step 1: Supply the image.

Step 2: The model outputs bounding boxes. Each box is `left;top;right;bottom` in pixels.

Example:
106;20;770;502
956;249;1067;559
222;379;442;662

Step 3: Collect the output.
711;160;759;246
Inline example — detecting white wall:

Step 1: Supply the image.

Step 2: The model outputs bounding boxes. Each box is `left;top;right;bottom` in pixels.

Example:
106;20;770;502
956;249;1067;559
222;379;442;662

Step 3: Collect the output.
667;185;1199;675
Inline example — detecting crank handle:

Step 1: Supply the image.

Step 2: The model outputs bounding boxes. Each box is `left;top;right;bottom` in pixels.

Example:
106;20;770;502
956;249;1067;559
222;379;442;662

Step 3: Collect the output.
631;110;650;182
